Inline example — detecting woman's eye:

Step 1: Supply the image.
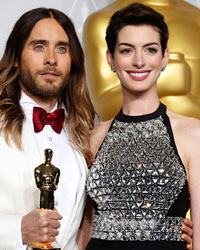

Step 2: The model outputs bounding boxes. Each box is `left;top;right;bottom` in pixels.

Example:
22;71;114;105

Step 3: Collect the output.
120;48;131;54
147;47;157;54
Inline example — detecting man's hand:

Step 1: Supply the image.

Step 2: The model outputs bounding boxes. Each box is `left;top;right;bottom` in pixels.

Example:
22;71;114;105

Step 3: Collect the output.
21;208;62;245
181;218;193;250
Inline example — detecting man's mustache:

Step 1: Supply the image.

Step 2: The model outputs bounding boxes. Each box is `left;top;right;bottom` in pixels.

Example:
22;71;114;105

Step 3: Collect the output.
37;67;62;76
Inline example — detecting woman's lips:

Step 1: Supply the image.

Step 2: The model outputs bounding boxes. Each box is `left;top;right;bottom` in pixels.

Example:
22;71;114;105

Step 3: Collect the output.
128;71;150;81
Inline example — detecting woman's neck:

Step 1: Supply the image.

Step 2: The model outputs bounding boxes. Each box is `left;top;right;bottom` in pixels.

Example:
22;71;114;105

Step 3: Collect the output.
122;90;160;116
122;100;160;116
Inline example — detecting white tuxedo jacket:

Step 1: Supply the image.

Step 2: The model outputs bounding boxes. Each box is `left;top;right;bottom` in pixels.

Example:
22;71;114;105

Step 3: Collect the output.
0;119;88;250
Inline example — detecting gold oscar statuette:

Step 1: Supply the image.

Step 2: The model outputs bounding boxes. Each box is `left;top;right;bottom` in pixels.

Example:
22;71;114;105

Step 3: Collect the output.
29;148;61;250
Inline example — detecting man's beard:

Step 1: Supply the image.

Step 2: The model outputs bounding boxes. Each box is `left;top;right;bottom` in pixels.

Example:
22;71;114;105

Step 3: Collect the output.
19;66;68;98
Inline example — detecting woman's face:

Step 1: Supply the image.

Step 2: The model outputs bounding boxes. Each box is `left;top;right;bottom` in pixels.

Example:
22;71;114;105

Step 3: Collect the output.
107;25;169;98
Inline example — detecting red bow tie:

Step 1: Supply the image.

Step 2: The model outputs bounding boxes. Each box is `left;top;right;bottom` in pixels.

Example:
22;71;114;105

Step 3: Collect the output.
33;107;65;134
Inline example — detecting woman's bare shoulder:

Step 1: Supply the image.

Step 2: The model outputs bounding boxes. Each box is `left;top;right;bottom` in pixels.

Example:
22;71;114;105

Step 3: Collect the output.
167;109;200;128
167;108;200;144
90;119;113;158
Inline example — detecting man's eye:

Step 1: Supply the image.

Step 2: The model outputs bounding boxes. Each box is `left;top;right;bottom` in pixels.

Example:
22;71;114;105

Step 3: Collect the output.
34;45;44;51
57;47;66;53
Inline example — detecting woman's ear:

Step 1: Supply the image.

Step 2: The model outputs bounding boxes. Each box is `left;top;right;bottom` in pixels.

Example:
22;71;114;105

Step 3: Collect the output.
106;50;116;72
162;48;169;68
106;50;114;68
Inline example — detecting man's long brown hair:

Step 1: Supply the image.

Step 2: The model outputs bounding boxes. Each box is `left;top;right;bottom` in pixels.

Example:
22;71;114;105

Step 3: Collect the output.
0;8;96;165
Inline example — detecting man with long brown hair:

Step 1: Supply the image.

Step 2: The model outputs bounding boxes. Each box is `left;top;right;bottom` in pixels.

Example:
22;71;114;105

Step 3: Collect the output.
0;7;95;250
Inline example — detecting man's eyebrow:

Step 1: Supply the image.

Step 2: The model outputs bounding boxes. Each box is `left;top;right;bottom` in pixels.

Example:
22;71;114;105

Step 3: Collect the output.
56;41;70;47
29;40;70;47
29;40;47;46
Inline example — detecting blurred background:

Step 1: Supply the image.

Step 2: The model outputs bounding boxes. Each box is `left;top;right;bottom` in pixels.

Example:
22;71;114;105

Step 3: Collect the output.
0;0;199;56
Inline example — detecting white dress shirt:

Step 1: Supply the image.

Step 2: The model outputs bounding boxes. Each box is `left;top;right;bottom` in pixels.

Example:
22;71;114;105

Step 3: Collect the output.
17;92;81;249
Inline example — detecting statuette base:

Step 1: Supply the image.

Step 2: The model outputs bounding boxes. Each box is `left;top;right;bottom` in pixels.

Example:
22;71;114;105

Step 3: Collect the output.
29;242;61;250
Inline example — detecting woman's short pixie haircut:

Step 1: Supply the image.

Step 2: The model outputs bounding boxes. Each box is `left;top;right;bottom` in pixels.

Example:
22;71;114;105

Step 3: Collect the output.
105;2;169;56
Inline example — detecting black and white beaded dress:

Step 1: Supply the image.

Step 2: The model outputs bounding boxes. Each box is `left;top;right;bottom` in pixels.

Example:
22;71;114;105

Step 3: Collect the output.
86;103;190;250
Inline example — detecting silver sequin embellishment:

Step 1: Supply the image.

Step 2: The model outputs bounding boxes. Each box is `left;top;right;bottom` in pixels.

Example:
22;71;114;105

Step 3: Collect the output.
86;116;187;241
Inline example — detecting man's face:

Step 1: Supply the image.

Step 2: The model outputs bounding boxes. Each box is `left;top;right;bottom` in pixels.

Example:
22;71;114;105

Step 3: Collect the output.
18;18;72;99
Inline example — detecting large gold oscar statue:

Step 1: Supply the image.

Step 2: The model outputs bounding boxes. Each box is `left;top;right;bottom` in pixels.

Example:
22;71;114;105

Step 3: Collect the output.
83;0;200;121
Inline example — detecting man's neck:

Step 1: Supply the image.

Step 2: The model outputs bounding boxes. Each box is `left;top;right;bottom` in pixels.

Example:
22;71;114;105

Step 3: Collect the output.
22;91;58;112
32;97;58;112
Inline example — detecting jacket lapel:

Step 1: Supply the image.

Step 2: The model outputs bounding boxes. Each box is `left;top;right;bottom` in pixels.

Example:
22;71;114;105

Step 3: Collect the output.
61;149;88;249
22;119;43;205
